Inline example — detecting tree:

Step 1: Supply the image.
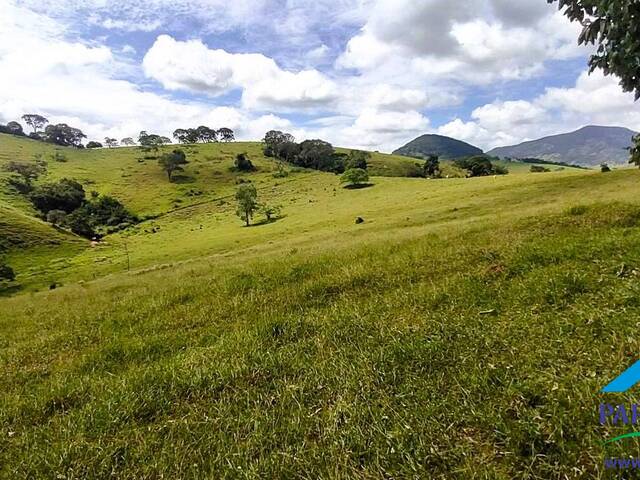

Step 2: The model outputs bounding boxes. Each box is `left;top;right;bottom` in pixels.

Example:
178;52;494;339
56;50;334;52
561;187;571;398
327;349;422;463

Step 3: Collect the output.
29;179;86;214
341;168;370;187
234;153;256;172
104;138;118;148
346;150;371;170
139;131;168;151
6;121;24;136
0;263;15;283
21;114;49;134
218;128;235;142
173;128;190;144
121;137;136;146
631;134;640;167
530;165;551;173
600;163;612;172
263;131;295;158
235;184;258;226
86;141;103;149
46;209;68;226
297;139;338;172
549;0;640;100
196;126;217;143
424;154;441;177
43;124;86;147
454;156;507;177
278;141;301;162
260;204;282;222
158;149;188;181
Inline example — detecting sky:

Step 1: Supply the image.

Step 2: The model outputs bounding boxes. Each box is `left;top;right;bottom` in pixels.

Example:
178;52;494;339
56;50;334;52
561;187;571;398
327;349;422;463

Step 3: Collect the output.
1;0;639;153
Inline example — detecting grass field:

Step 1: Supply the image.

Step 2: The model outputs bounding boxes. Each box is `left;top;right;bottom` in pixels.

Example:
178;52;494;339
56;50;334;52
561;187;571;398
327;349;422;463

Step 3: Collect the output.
1;133;638;478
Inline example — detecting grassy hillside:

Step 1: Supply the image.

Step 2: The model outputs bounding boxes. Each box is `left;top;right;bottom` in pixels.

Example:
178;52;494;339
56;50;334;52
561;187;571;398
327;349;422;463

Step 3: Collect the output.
2;133;640;477
393;133;484;159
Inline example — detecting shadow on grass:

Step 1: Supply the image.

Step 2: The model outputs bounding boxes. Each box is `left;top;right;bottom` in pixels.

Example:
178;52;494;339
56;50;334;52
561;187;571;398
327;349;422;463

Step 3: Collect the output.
343;183;375;190
246;215;288;228
0;284;22;297
171;175;197;184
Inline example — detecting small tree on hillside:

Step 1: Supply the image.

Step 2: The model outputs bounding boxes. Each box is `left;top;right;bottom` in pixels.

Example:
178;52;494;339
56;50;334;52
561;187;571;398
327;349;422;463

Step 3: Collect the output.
260;204;282;222
86;141;103;149
234;153;256;172
341;168;369;188
46;209;68;226
121;137;136;146
600;163;612;173
218;128;235;142
424;155;441;177
346;150;371;170
235;184;258;226
104;138;118;148
630;134;640;168
158;149;188;182
22;114;49;134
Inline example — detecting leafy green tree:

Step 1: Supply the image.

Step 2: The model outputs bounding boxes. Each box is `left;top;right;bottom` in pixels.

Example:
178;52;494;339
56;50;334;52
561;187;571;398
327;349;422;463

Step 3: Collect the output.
173;128;189;144
341;168;370;187
263;131;295;158
196;126;217;143
104;138;118;148
43;124;86;147
86;141;103;149
21;114;49;134
65;210;96;238
235;184;258;226
6;121;24;136
297;139;338;171
234;153;256;172
549;0;640;99
346;150;371;170
631;134;640;167
600;163;612;172
121;137;136;146
158;149;188;181
218;128;235;142
29;179;86;214
424;154;441;177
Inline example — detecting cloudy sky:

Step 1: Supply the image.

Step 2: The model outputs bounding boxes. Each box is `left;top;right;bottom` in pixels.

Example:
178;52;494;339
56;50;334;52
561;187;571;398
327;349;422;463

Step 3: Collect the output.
1;0;639;152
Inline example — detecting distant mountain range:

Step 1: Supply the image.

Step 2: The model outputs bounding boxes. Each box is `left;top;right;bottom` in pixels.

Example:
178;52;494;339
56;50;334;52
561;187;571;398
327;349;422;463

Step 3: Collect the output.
393;134;483;159
487;126;637;167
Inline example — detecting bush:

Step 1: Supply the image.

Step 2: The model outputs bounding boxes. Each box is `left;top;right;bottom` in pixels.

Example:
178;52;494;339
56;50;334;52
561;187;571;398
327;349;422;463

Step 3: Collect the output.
454;156;508;177
29;179;86;214
234;153;256;172
0;263;15;282
601;163;612;173
46;210;68;226
341;168;370;187
86;141;103;149
530;165;551;173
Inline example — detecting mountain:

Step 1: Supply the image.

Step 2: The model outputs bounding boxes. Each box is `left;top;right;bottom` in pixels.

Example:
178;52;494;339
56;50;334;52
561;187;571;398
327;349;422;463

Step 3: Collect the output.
393;134;484;159
488;126;637;167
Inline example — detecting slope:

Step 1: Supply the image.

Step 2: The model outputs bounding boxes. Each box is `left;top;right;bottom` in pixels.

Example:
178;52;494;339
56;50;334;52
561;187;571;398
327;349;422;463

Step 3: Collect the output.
393;134;484;159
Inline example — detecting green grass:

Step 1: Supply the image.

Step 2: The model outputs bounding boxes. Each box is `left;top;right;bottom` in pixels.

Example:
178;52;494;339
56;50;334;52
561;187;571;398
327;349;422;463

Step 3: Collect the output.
1;133;639;478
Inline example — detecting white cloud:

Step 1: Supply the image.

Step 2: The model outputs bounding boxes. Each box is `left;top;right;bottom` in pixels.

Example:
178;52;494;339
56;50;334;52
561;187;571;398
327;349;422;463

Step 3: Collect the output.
143;35;339;111
438;70;640;150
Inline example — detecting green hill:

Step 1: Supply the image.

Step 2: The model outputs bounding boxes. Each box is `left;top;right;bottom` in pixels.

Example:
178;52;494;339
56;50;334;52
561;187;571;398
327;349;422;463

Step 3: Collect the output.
393;134;484;159
2;132;640;478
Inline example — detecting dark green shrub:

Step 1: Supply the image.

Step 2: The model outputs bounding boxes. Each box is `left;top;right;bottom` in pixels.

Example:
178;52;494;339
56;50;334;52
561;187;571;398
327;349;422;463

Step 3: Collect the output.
29;179;86;214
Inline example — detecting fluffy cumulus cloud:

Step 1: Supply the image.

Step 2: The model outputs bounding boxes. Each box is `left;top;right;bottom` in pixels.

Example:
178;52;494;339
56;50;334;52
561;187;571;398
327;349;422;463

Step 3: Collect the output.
143;35;339;111
1;0;639;152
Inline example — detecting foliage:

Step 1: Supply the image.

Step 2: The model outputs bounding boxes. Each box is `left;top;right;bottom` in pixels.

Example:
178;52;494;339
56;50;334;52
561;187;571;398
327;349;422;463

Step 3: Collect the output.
121;137;136;146
600;163;612;173
104;138;118;148
454;156;508;177
0;262;15;282
346;150;371;170
260;204;282;222
46;209;67;226
297;139;342;173
218;128;235;142
235;184;258;226
173;126;232;144
29;179;86;214
234;153;256;172
43;123;86;147
139;131;171;150
549;0;640;100
86;141;103;149
530;165;551;173
158;149;189;181
631;134;640;167
263;130;296;157
21;114;49;134
341;168;370;187
423;154;441;177
4;161;46;193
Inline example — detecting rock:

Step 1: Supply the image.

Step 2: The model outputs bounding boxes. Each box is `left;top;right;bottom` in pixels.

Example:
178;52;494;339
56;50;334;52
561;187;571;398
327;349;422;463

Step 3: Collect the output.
355;217;365;224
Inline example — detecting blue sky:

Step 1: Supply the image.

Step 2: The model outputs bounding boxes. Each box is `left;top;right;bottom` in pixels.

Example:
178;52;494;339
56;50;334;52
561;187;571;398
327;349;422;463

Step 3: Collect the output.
1;0;638;152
